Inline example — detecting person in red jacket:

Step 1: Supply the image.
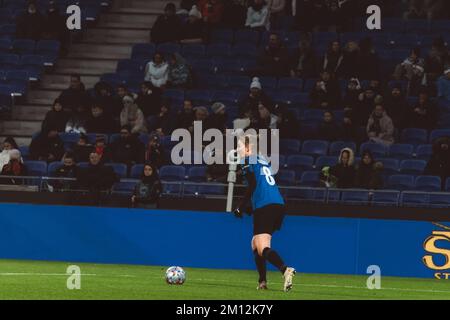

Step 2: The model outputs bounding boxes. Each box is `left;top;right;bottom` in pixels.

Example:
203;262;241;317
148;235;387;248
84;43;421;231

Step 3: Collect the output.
198;0;224;26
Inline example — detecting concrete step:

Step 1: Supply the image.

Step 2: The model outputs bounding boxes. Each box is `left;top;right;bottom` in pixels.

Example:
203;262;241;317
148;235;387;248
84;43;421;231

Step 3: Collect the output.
82;28;149;44
55;58;117;75
27;90;61;105
99;12;157;29
12;105;51;121
0;136;32;147
1;120;42;137
113;0;170;13
68;43;132;60
40;74;99;90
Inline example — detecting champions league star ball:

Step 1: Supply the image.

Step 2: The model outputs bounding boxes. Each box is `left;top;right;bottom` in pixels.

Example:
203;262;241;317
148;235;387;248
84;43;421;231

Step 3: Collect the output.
165;266;186;285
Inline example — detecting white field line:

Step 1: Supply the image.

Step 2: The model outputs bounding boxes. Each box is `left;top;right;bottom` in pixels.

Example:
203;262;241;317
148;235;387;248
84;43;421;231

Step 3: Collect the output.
0;272;449;295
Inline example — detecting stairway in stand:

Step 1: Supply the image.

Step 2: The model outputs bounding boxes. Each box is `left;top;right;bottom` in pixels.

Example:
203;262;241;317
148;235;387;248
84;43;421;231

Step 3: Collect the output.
0;0;172;147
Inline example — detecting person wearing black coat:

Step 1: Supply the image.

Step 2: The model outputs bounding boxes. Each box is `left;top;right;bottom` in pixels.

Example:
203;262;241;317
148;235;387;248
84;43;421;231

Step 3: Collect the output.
384;84;409;130
16;2;44;40
42;99;71;133
131;163;162;209
85;104;118;134
150;3;183;44
135;81;163;118
58;75;92;113
76;152;118;193
424;137;450;190
109;126;145;167
355;150;384;189
29;127;65;163
330;147;356;189
318;111;341;142
51;152;79;191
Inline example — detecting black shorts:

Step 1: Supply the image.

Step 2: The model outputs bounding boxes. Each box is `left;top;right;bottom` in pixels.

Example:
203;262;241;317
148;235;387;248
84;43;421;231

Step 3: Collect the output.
253;204;286;236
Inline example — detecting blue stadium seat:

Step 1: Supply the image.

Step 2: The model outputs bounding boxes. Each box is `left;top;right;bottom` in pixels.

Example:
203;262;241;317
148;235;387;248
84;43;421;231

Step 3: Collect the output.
197;184;225;196
299;171;320;187
112;180;139;196
187;166;207;182
387;175;415;190
286;155;314;171
163;89;185;104
276;170;296;186
162;182;182;197
401;191;429;207
130;164;144;179
230;44;258;59
5;70;28;95
401;128;428;145
24;161;47;176
399;160;427;175
100;73;126;87
315;156;337;169
86;133;108;145
301;140;329;157
359;142;387;158
371;190;400;206
278;77;302;91
0;39;12;53
157;43;181;55
377;158;399;176
212;90;239;104
227;75;250;90
20;54;44;80
284;187;326;201
182;44;206;58
185;90;214;105
210;29;234;44
329;141;357;156
35;40;60;65
303;109;324;123
258;76;278;90
341;190;369;205
105;163;127;179
12;39;35;55
234;29;260;45
59;133;81;150
18;146;30;160
414;176;441;192
429;194;450;208
280;139;301;154
388;144;414;160
206;44;231;58
430;129;450;142
0;53;19;70
160;166;185;181
415;144;432;161
47;162;62;177
131;43;155;60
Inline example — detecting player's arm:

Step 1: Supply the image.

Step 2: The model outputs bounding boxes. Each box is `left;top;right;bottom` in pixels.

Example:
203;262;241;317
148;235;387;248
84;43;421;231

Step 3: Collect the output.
233;166;256;218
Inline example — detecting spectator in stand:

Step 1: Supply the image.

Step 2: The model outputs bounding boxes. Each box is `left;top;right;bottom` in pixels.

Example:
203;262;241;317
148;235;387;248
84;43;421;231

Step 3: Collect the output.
86;104;117;134
366;105;395;146
437;68;450;103
354;87;383;126
404;0;446;20
120;95;148;134
176;99;195;130
144;134;167;169
42;0;68;52
393;48;425;95
93;82;116;118
245;0;270;31
0;149;26;185
135;82;162;119
341;110;360;143
310;80;331;110
65;103;89;134
42;99;70;133
110;125;145;167
309;71;341;109
222;0;248;28
150;99;174;136
256;102;278;130
77;152;118;193
132;163;162;209
16;1;44;40
72;134;93;163
192;106;210;134
274;103;300;139
322;41;343;75
0;137;19;173
111;85;132;120
150;3;182;44
404;0;427;19
238;77;273;118
29;127;65;162
205;102;227;133
355;150;384;189
318;111;341;142
406;90;438;130
424;136;450;190
93;135;111;164
357;37;379;80
289;39;318;78
52;152;79;191
199;0;225;27
257;33;290;77
384;84;408;130
167;53;192;88
425;37;448;83
343;78;362;113
339;41;360;78
268;0;285;29
181;5;205;43
58;75;91;113
144;53;169;88
329;148;356;189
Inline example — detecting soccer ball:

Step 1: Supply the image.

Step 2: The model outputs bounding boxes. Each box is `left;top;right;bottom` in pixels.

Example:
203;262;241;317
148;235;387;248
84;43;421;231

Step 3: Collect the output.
165;266;186;285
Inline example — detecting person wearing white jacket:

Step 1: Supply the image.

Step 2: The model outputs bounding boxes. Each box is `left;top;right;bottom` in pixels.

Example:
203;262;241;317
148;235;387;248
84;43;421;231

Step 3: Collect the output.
144;53;169;88
245;0;270;31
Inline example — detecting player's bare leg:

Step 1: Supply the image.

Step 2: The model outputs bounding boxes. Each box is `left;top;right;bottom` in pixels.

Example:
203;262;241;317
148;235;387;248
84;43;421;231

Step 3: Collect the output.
252;236;268;290
254;233;295;292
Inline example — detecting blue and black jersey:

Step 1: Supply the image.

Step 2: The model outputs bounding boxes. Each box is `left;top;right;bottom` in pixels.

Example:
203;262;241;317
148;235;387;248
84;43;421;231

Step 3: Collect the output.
239;155;284;211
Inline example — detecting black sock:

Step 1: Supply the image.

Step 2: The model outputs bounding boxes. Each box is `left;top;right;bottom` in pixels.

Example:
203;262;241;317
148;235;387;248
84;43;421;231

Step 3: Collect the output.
253;250;267;283
262;247;287;274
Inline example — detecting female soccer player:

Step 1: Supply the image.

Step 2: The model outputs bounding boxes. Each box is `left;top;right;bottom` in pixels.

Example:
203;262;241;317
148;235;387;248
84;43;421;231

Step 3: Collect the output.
233;137;296;292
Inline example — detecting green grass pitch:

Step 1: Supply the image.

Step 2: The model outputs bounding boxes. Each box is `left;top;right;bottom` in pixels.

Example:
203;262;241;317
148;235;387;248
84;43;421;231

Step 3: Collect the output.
0;259;449;300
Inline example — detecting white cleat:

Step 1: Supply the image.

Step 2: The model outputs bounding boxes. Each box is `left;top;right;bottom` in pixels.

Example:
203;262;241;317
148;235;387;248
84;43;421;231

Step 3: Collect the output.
257;281;268;290
283;267;296;292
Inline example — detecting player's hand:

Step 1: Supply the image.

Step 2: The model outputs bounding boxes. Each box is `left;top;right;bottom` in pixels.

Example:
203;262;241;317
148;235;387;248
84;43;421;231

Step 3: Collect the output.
233;208;243;219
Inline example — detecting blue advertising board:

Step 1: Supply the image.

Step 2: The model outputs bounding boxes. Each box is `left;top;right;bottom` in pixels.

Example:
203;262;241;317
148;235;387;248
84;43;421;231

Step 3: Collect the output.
0;203;448;279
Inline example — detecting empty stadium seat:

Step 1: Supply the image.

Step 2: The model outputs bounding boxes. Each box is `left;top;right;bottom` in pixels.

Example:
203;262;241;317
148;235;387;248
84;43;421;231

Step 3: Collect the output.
286;155;314;171
399;160;427;175
112;180;139;196
401;128;428;145
415;144;433;160
329;141;357;156
359;142;386;158
280;139;301;154
105;163;127;179
130;164;144;179
387;175;415;190
315;156;337;169
299;171;320;187
401;191;429;207
429;194;450;208
371;190;400;206
276;170;296;186
341;190;369;205
24;161;47;176
430;129;450;142
414;176;441;192
47;161;62;177
160;166;185;181
301;140;329;157
388;144;414;159
377;158;399;175
187;166;207;182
